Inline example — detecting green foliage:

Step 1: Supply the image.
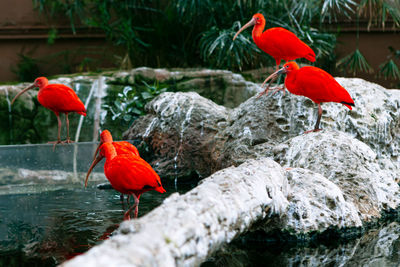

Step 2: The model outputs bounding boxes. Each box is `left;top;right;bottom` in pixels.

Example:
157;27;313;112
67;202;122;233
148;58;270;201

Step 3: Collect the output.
199;22;262;70
379;47;400;80
32;0;398;74
103;81;167;126
336;49;373;75
358;0;400;29
11;53;42;82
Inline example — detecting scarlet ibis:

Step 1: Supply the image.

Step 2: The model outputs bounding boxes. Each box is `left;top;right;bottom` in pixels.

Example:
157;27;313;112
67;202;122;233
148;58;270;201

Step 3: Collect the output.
261;61;355;132
233;13;316;94
233;13;316;68
85;142;165;219
11;77;86;145
89;129;140;202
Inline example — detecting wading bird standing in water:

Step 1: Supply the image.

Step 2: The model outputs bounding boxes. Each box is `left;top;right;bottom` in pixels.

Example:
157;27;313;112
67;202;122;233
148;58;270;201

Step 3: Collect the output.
11;77;86;146
86;133;165;219
89;129;140;201
233;13;316;94
260;61;355;133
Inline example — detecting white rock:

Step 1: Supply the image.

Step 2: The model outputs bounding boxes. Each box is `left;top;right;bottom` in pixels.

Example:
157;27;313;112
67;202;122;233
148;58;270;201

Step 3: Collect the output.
273;130;400;221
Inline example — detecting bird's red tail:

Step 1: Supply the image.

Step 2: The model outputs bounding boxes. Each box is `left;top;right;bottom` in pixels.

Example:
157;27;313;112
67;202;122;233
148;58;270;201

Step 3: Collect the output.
305;50;316;62
155;186;166;193
341;101;355;110
77;111;87;116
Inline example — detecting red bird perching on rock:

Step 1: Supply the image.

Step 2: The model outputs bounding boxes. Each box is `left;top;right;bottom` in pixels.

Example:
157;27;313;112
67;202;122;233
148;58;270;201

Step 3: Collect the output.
85;133;165;219
260;61;355;133
233;13;316;69
11;77;86;145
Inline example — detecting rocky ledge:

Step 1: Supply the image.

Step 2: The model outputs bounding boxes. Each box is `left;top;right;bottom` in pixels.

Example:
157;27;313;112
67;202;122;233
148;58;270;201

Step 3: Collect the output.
63;74;400;266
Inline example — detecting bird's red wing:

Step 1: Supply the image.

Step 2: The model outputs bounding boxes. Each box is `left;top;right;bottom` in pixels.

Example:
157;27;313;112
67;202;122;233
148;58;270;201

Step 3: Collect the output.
38;84;86;114
295;67;354;106
105;156;161;194
114;141;140;157
260;28;315;62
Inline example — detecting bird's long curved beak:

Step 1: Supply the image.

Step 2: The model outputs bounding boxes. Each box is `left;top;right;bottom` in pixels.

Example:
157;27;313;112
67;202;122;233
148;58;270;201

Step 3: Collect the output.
85;154;104;187
92;141;103;162
261;67;287;88
233;18;256;41
11;84;35;105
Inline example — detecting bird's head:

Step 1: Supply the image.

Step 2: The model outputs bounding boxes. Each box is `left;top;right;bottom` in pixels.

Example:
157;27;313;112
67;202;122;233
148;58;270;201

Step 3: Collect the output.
282;62;300;73
252;13;265;25
260;62;299;88
233;13;265;41
100;130;113;143
33;77;48;88
91;129;114;168
11;77;48;105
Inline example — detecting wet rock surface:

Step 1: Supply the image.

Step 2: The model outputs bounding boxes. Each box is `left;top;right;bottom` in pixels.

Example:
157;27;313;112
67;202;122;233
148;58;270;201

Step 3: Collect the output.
124;92;230;178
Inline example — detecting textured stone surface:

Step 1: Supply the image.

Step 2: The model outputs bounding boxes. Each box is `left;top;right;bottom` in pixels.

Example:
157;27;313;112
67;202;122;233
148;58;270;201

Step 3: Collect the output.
215;78;400;169
273;130;400;221
124;77;400;180
123;92;230;178
280;168;363;232
61;158;288;267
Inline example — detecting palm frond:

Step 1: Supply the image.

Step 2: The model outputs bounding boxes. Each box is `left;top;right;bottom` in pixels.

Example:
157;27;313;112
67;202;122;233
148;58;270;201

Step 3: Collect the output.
336;49;374;75
379;59;400;80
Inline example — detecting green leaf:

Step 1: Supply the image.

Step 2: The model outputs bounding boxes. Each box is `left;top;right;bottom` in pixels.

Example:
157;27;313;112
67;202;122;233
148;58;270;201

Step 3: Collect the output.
141;91;153;100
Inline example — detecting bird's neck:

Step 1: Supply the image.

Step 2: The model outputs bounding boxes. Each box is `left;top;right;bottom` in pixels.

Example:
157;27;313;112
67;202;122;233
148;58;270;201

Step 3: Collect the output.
104;146;117;161
252;22;265;43
284;71;299;95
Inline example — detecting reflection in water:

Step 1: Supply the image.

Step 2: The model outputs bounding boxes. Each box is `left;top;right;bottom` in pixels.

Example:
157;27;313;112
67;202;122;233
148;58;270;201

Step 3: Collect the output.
0;180;195;266
203;220;400;267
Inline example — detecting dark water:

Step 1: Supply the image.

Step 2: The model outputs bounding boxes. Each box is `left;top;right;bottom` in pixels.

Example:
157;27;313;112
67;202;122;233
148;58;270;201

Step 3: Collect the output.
0;181;195;266
203;218;400;267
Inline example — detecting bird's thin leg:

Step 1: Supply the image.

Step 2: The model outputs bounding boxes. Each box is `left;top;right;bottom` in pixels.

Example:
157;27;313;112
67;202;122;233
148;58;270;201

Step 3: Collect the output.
64;113;74;143
314;103;323;131
48;113;63;150
124;194;139;220
304;103;323;134
272;64;286;96
258;74;279;98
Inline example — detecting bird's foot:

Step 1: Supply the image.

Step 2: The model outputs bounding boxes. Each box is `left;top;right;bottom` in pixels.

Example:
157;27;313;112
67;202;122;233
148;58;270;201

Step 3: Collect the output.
123;211;131;221
257;89;269;99
62;139;75;144
303;128;322;134
271;86;286;96
48;140;63;151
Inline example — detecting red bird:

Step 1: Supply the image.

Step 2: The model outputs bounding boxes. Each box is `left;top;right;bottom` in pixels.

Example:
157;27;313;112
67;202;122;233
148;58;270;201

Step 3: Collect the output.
260;61;355;132
233;13;316;68
90;129;140;201
11;77;86;145
85;142;166;219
